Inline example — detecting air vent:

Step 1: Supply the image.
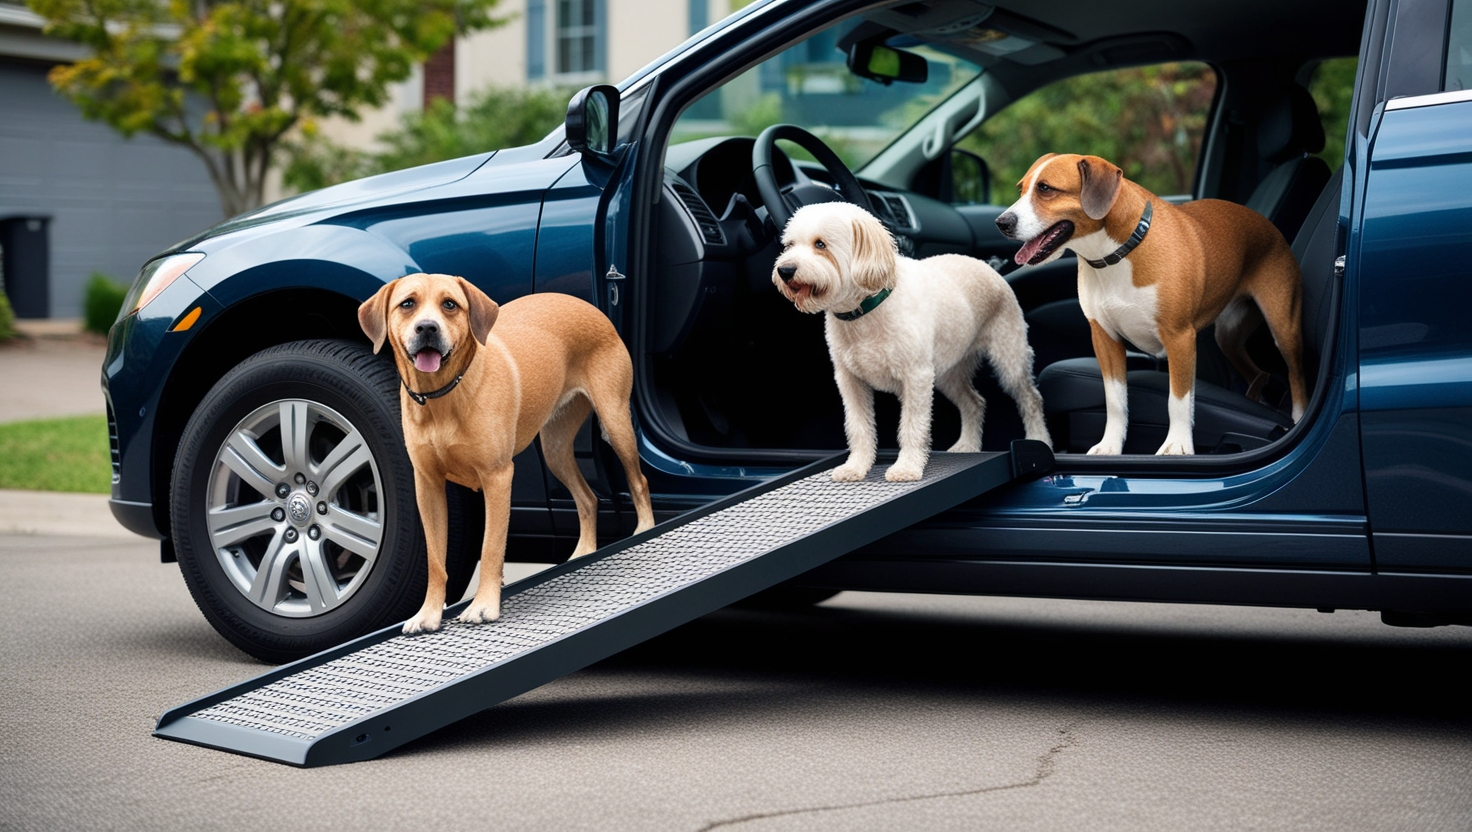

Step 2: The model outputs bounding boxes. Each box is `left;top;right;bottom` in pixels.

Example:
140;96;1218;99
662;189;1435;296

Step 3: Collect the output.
874;192;917;233
106;401;120;484
669;180;727;247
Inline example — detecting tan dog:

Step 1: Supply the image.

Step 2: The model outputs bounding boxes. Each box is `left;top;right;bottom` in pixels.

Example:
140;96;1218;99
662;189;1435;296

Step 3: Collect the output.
358;274;654;634
996;153;1306;455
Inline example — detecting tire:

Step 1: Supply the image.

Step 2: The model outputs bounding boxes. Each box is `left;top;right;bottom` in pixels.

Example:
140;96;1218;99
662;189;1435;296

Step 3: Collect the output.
170;339;476;663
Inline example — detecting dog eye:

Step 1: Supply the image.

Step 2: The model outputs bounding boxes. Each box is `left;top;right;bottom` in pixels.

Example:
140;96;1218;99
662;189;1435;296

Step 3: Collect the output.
399;299;415;310
815;239;826;249
442;300;457;311
1037;182;1052;192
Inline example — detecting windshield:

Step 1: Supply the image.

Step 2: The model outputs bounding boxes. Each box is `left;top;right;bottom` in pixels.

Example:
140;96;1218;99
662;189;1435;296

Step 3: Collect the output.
671;23;982;170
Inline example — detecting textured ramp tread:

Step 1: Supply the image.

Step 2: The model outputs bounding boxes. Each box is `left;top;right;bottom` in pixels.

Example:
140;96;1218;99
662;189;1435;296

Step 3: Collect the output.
156;451;1020;766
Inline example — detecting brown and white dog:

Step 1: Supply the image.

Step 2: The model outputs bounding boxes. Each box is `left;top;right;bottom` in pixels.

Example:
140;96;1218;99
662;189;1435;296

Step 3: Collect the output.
773;202;1050;482
996;153;1306;455
358;274;654;634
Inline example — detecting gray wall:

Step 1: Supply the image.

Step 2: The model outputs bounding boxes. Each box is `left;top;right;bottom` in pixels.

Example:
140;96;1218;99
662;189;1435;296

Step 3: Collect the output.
0;59;222;318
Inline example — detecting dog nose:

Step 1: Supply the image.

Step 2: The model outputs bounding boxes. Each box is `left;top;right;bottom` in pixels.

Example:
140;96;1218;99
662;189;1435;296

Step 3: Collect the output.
415;319;439;336
995;213;1017;237
777;265;797;283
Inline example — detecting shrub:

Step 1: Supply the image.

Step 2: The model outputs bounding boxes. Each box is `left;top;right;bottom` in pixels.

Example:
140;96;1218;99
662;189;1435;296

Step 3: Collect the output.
0;291;15;342
84;273;128;335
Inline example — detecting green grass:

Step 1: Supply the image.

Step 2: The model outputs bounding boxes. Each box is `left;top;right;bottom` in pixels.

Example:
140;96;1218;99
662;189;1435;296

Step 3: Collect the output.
0;415;112;494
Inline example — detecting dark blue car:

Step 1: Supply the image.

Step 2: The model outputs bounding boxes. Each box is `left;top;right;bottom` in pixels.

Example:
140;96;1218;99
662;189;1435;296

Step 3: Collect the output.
104;0;1472;661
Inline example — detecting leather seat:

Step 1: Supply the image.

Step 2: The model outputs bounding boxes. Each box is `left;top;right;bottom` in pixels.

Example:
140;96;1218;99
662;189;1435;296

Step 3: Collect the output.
1244;84;1332;242
1037;168;1342;454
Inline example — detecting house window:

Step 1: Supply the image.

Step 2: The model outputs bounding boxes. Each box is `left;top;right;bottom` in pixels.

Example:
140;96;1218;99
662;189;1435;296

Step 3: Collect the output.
557;0;598;75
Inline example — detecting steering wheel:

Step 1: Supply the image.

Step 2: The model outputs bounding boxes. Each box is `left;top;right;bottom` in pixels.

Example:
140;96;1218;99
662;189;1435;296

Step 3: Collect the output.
752;124;875;235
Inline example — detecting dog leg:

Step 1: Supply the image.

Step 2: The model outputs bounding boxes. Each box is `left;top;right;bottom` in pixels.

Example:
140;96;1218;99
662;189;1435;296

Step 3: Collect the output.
1087;320;1130;455
832;365;877;481
1158;328;1198;455
937;363;986;453
1249;268;1308;422
589;386;655;536
887;370;935;482
1214;298;1271;402
459;464;514;625
403;470;450;635
539;394;602;558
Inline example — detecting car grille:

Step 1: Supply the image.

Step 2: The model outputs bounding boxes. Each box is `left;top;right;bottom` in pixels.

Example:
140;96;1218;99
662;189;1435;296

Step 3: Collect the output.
105;401;120;485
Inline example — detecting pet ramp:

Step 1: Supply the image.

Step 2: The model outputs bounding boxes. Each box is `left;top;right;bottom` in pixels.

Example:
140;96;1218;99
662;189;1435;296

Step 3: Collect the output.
154;442;1052;766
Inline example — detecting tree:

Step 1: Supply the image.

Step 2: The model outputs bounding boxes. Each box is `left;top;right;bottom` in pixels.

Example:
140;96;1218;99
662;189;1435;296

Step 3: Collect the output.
30;0;508;217
284;84;573;192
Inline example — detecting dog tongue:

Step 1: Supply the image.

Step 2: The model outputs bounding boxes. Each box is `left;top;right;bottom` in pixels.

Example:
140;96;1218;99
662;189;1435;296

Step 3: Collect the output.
414;350;442;373
1014;234;1046;266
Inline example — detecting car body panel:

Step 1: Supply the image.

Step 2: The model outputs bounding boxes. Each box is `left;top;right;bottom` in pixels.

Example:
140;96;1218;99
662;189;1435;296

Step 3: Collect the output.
1357;95;1472;572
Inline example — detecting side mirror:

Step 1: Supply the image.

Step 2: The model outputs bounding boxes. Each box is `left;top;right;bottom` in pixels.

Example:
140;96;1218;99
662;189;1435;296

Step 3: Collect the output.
847;42;929;86
566;85;620;156
912;148;991;205
950;148;991;205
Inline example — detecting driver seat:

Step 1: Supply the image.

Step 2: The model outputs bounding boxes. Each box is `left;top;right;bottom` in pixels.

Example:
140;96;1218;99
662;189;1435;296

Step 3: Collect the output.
1035;168;1341;454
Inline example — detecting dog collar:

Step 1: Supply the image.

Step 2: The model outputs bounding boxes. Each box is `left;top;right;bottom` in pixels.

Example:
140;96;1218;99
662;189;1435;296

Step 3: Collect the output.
833;287;892;321
1081;201;1152;270
402;372;464;406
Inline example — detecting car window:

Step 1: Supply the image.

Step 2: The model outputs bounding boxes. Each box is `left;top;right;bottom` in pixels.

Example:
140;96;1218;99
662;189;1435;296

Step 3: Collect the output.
1309;57;1357;172
1446;0;1472;90
671;22;982;170
957;63;1217;200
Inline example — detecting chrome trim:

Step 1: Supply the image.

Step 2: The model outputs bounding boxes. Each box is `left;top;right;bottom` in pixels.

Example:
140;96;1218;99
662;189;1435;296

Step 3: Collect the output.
1385;89;1472;111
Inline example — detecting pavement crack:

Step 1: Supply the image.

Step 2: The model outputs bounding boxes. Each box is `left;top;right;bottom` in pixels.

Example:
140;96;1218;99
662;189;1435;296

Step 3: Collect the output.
696;720;1081;831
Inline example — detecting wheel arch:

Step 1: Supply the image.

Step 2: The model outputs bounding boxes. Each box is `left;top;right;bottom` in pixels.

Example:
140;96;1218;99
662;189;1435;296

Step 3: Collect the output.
151;281;380;536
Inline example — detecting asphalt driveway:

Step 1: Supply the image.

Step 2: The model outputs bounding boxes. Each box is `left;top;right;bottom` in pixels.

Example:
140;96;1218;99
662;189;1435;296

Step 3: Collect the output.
3;527;1471;831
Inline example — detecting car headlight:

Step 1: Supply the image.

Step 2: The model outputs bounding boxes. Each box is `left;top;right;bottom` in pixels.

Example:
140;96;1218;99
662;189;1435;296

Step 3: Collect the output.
122;252;206;318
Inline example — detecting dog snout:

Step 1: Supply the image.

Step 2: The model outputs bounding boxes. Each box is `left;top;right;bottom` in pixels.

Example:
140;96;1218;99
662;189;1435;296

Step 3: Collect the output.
777;265;797;283
414;318;439;337
995;212;1018;238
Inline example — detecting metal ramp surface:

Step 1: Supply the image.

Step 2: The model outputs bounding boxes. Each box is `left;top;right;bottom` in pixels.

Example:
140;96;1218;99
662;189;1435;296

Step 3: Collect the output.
155;444;1049;766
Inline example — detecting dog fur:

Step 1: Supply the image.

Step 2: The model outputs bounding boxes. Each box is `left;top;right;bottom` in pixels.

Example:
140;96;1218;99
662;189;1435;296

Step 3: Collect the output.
358;274;654;634
772;202;1051;482
996;153;1306;455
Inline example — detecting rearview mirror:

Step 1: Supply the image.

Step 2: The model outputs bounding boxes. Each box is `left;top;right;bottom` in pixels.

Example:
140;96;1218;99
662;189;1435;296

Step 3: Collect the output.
847;42;929;85
566;85;620;156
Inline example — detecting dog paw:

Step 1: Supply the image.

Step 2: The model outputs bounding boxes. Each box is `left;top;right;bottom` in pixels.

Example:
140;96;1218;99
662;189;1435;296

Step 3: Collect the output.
1086;441;1123;455
884;464;924;482
831;464;870;482
402;609;443;635
1155;439;1194;455
457;598;501;625
946;439;981;454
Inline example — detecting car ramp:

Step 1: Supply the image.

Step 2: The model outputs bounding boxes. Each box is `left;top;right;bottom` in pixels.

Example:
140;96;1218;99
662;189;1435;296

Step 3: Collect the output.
154;442;1052;766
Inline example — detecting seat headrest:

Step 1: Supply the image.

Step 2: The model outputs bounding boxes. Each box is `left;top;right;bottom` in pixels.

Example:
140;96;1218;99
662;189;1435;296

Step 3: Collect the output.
1258;85;1326;163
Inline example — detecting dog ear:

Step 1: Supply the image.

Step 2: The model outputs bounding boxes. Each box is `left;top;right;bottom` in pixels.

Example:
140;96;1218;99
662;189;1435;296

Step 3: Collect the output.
1078;156;1123;221
849;210;898;294
457;277;500;345
357;280;396;354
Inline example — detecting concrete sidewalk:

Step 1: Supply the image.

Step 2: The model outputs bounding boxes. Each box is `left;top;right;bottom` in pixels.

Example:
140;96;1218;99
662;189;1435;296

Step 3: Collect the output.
0;322;108;423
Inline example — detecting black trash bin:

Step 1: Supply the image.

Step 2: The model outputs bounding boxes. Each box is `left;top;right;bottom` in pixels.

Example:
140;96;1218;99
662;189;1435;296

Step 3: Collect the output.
0;215;52;318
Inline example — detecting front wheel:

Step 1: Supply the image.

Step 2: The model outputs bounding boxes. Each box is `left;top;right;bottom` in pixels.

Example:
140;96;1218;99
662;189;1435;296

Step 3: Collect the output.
170;339;474;663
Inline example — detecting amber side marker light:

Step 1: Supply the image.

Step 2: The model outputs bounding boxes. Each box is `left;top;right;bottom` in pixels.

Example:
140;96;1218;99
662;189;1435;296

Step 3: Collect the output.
172;306;203;332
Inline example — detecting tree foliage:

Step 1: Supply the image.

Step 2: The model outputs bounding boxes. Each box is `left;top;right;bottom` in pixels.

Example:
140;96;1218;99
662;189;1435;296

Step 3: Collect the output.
964;63;1218;199
30;0;507;217
283;85;573;191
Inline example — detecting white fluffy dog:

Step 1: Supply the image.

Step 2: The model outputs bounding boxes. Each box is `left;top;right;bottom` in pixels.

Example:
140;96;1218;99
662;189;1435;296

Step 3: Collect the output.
773;202;1051;482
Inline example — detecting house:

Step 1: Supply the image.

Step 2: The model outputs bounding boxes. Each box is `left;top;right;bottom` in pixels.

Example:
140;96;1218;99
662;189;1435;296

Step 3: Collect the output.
0;1;221;320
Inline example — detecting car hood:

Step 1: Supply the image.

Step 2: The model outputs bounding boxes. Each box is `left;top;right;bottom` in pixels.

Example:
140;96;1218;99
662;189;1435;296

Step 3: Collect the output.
169;150;503;252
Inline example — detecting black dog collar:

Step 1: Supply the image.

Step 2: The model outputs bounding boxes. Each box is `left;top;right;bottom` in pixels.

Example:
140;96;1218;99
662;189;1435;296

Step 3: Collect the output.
833;287;893;321
402;372;464;406
1081;201;1153;270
